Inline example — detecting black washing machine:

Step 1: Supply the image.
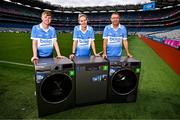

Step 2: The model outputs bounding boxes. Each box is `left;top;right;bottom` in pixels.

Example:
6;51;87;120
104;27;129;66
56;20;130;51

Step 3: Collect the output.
34;57;75;117
73;56;109;105
107;56;141;103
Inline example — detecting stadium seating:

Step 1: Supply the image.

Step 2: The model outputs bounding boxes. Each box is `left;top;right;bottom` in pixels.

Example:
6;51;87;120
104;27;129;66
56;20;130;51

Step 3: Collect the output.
140;28;180;49
0;1;179;33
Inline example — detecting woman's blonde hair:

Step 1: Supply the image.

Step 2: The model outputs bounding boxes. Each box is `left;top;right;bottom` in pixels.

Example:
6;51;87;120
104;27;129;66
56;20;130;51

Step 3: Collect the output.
78;13;87;20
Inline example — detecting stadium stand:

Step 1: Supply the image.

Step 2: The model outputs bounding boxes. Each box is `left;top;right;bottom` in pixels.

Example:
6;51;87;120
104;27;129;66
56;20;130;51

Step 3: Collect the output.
143;29;180;49
0;0;179;33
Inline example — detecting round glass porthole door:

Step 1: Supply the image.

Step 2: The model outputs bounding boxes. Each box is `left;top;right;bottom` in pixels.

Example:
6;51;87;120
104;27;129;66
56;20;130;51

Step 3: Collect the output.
111;69;137;95
41;73;72;103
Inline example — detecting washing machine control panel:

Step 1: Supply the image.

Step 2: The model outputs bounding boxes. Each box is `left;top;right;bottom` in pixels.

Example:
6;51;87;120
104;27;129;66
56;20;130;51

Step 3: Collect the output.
92;74;108;82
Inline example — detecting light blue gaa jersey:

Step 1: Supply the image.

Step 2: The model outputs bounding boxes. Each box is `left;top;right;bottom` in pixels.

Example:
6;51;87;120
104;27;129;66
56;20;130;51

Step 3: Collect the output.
31;24;57;57
73;25;94;56
103;24;127;57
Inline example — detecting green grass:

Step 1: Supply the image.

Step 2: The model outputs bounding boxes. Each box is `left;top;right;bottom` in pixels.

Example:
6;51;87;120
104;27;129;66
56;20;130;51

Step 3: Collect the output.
0;33;32;64
0;32;180;119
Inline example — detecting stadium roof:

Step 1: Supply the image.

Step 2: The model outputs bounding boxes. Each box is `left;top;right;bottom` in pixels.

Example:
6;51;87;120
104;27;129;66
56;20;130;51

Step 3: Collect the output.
3;0;180;13
40;0;151;7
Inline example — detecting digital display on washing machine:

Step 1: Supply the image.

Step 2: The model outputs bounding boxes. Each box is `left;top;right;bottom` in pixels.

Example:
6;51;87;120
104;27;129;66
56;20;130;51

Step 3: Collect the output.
69;70;75;76
92;74;108;82
102;65;108;71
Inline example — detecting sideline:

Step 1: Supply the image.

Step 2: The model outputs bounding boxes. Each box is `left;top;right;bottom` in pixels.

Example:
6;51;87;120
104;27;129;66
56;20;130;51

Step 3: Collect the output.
0;60;33;67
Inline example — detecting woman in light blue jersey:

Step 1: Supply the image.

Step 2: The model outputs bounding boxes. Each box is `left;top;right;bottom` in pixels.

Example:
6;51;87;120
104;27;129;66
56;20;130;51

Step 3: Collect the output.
69;13;99;59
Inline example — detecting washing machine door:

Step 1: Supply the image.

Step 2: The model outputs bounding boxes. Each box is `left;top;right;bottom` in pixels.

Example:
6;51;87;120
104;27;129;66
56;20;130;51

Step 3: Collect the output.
40;73;72;104
111;69;137;95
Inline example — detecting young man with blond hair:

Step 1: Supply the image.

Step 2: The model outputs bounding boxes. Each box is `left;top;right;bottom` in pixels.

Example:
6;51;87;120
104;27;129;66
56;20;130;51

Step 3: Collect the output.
31;11;64;62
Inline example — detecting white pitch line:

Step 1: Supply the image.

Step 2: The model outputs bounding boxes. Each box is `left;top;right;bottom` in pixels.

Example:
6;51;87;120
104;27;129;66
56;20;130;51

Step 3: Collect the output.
0;53;104;67
0;60;33;67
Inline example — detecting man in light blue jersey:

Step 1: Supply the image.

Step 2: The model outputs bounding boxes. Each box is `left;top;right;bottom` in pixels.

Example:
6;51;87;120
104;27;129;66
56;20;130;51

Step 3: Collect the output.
31;11;64;62
69;14;99;59
102;12;132;58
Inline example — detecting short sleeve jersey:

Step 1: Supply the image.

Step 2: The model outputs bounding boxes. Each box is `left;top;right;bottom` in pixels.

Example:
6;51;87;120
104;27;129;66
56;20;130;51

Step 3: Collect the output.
103;24;127;57
73;25;94;56
31;24;57;58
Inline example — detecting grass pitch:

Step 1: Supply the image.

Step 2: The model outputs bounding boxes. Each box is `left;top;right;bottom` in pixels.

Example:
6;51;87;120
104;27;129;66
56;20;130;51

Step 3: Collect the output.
0;32;179;119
